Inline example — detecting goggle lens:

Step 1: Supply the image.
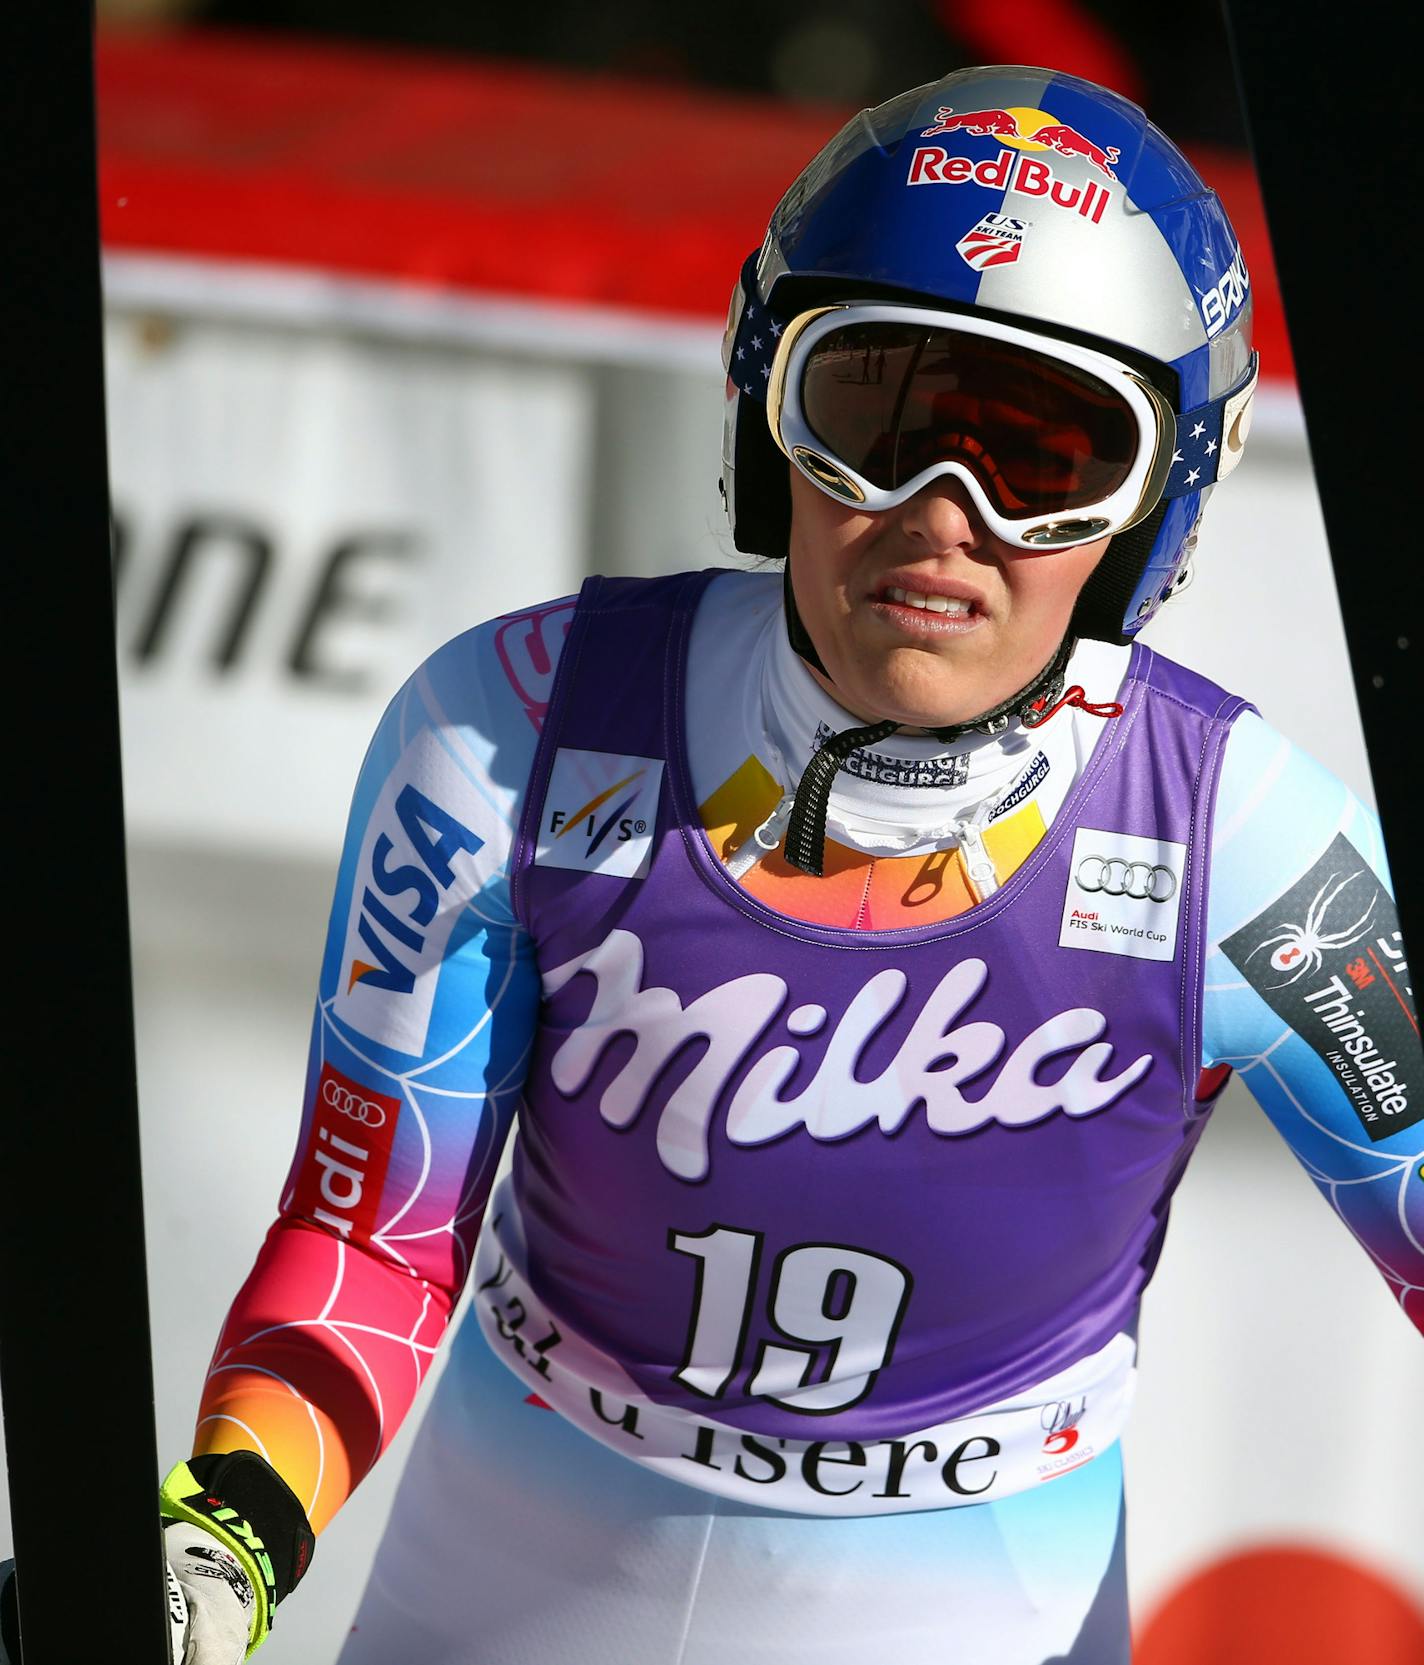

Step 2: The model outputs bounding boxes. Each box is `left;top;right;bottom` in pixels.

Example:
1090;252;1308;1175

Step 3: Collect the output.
799;323;1142;519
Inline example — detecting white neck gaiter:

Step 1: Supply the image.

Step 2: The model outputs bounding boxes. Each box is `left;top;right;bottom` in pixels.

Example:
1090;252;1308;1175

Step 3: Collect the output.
757;612;1130;857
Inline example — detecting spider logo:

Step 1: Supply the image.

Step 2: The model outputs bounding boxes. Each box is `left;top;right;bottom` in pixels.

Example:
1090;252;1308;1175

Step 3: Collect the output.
1246;868;1377;988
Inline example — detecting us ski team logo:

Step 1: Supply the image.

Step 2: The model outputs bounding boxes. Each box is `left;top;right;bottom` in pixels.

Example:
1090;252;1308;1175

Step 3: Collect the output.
957;213;1029;270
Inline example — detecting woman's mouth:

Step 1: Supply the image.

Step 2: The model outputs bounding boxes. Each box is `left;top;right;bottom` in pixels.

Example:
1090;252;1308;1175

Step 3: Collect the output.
871;583;986;633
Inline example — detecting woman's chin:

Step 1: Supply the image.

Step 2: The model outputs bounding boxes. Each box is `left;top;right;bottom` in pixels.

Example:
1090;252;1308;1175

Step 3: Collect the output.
836;683;1007;733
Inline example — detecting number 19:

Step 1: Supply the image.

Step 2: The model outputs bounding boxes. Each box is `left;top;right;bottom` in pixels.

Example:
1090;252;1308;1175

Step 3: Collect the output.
669;1225;912;1415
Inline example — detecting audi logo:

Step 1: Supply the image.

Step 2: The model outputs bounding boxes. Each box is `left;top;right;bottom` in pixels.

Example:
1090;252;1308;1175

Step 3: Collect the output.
1075;855;1177;902
322;1078;387;1127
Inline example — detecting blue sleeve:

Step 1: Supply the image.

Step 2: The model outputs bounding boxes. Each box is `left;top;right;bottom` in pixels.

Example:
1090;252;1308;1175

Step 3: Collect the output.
1202;711;1423;1332
289;596;574;1290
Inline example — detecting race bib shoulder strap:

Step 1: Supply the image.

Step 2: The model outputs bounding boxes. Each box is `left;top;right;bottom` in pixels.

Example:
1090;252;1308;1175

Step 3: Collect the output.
159;1449;315;1656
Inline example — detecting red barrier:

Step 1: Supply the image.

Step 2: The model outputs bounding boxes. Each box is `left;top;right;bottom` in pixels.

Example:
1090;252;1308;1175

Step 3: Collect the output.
95;28;1293;381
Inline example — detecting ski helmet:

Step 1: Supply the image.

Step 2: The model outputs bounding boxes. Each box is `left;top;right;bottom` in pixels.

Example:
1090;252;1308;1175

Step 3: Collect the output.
720;64;1257;644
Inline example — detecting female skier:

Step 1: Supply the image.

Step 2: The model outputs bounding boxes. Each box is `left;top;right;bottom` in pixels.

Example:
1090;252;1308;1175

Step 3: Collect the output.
142;63;1419;1665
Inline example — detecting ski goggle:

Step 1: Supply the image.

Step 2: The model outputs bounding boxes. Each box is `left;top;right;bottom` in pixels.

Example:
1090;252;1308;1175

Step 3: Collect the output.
765;303;1239;549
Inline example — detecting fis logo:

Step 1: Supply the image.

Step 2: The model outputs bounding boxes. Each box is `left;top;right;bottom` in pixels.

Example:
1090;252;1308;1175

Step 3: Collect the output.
334;729;491;1054
535;748;665;880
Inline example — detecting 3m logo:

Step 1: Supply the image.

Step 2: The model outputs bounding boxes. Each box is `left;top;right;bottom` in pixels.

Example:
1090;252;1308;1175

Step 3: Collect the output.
535;749;664;880
333;728;492;1054
292;1063;400;1246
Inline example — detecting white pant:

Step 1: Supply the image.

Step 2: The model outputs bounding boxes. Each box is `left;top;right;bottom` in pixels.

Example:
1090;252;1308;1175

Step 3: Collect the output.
338;1310;1130;1665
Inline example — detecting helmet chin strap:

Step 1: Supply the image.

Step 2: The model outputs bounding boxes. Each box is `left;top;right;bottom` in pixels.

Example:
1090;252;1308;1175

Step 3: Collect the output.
779;563;1077;877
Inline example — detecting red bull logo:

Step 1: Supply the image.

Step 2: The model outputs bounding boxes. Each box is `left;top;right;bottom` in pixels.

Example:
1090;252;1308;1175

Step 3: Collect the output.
922;107;1022;140
908;143;1111;225
920;105;1121;178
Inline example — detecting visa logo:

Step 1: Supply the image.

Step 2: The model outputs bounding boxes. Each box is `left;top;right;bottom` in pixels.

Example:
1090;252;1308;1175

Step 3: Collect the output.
349;784;484;994
334;729;493;1056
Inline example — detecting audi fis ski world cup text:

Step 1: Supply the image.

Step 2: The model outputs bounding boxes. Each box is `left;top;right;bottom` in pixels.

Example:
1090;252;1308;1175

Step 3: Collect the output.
1059;830;1187;961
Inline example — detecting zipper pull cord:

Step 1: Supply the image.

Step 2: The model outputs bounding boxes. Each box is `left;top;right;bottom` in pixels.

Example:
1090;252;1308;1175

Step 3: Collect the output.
724;792;796;881
951;815;999;903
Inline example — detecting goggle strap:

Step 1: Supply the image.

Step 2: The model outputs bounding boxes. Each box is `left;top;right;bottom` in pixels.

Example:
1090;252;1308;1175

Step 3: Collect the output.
1161;358;1259;498
1070;500;1168;643
728;253;796;401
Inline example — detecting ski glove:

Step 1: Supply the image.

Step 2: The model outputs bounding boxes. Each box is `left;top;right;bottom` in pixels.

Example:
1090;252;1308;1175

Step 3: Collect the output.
159;1449;316;1659
0;1451;311;1663
166;1519;256;1663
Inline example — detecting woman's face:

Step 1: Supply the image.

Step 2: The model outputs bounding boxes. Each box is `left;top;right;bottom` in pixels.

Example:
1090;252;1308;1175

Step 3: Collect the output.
786;467;1112;730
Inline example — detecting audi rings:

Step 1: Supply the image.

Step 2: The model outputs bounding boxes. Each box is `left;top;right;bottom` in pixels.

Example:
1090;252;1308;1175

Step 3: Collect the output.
1075;855;1177;902
322;1077;388;1127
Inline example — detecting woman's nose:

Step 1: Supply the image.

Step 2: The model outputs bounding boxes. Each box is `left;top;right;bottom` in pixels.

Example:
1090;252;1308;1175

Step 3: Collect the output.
894;477;986;553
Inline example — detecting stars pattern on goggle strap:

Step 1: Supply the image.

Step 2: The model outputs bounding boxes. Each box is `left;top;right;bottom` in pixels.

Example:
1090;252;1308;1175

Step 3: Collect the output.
729;295;792;400
1165;402;1227;495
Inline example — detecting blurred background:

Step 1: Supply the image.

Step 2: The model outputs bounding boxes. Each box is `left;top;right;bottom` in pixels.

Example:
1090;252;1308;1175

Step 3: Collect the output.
5;1;1423;1660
